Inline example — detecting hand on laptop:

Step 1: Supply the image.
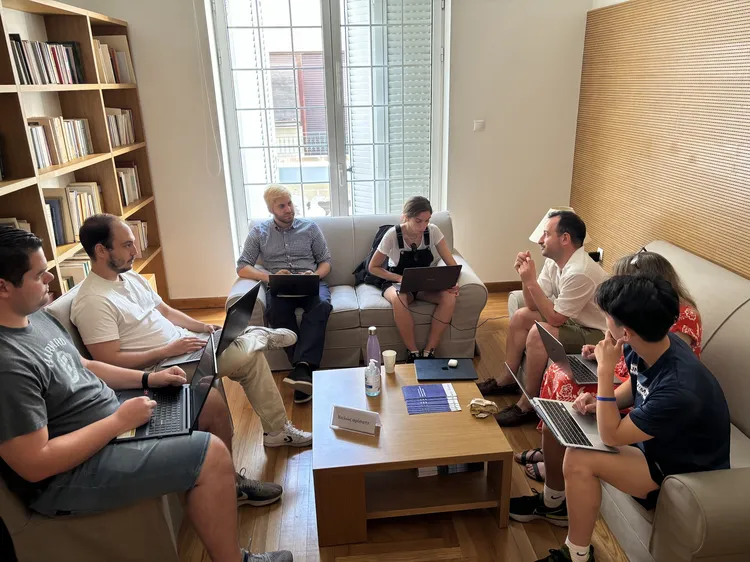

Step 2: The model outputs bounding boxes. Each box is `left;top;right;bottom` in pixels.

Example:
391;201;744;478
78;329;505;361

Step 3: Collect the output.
164;337;206;358
581;344;596;361
201;323;221;333
150;366;188;388
573;392;597;415
276;269;292;275
302;270;316;275
115;396;157;432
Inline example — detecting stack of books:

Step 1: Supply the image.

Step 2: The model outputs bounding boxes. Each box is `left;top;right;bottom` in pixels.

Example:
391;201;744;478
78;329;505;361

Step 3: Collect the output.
28;117;94;169
416;462;485;478
93;36;136;84
116;162;142;206
106;108;135;147
125;220;148;258
0;217;32;232
8;34;85;85
44;183;103;245
59;251;91;290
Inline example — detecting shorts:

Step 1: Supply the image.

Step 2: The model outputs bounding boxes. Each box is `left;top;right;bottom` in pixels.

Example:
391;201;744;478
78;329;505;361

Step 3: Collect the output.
630;444;664;511
556;319;604;353
30;431;211;517
381;282;418;300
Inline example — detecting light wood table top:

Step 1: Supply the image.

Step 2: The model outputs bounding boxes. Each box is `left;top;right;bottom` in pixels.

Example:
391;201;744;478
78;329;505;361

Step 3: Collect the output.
312;364;512;474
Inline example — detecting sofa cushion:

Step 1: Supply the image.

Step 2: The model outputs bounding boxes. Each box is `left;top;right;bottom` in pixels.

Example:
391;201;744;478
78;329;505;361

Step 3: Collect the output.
327;285;360;331
356;284;437;327
730;424;750;469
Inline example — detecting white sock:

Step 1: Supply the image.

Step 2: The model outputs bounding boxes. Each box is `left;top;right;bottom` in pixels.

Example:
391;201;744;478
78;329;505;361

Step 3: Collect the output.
543;484;566;508
565;537;590;562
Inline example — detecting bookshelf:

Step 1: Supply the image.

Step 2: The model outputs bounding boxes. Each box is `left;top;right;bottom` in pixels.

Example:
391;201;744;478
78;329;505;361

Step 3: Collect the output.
0;0;168;301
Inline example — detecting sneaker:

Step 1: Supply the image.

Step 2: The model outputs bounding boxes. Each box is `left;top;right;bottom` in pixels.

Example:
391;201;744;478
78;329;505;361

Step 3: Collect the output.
422;349;436;359
283;363;312;394
476;378;520;396
406;351;420;363
242;549;294;562
495;404;538;426
264;420;312;448
244;327;297;350
236;468;283;507
293;390;312;404
536;544;595;562
509;489;568;527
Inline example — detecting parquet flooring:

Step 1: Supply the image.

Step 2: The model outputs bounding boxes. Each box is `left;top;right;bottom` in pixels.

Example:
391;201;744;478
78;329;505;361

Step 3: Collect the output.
177;294;628;562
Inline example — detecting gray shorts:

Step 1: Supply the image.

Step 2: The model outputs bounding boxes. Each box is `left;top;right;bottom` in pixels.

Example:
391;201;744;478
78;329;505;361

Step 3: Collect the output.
30;431;211;517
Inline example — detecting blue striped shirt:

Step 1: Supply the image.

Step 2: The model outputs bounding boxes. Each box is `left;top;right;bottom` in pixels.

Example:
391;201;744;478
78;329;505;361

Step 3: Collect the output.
237;218;332;274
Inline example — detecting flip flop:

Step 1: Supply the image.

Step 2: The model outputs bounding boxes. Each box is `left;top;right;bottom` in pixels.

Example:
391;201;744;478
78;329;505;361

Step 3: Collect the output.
524;462;546;483
514;448;543;465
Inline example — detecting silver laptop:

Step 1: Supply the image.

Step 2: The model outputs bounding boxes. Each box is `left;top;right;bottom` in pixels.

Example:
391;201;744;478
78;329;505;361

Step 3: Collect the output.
505;362;618;453
535;321;621;386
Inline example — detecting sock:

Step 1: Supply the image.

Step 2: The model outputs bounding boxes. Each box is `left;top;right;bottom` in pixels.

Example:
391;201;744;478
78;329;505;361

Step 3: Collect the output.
543;484;566;508
565;537;590;562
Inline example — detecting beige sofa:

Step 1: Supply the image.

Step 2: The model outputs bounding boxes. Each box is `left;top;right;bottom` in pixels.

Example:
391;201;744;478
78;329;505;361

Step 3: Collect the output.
509;240;750;562
226;211;488;370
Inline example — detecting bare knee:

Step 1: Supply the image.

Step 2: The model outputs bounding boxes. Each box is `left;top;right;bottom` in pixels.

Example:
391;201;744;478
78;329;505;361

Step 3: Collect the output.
525;325;546;355
439;290;457;306
510;307;535;331
563;447;592;480
197;434;235;484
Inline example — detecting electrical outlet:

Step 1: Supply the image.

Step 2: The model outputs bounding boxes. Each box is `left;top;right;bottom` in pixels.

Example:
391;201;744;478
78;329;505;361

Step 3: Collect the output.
597;247;604;263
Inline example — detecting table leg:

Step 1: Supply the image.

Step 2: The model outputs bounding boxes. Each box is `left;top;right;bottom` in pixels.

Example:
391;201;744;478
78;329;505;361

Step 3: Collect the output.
487;456;512;528
313;470;367;546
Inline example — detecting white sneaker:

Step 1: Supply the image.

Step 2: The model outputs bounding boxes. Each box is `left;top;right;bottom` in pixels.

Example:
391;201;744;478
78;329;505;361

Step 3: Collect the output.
263;421;312;448
244;327;297;350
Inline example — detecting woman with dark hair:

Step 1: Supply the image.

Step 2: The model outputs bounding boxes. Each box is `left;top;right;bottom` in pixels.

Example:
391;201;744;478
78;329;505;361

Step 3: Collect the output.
367;196;459;362
515;251;702;482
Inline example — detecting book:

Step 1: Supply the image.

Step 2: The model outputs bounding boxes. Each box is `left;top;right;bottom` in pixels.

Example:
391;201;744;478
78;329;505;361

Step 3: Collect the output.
125;220;148;257
416;462;484;478
94;36;136;84
401;383;461;415
44;190;76;244
8;34;84;85
0;218;20;228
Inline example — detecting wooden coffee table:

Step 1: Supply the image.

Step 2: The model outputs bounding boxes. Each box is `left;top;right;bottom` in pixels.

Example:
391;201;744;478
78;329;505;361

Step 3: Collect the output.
312;364;513;547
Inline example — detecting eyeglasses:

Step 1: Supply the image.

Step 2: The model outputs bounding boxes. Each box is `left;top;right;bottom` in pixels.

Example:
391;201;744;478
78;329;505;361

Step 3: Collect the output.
630;247;647;266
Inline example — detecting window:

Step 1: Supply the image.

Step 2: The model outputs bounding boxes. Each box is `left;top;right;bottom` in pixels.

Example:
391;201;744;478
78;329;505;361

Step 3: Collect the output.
212;0;444;233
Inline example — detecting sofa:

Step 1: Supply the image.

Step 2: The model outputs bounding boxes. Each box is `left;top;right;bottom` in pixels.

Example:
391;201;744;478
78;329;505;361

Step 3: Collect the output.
226;211;488;370
0;285;196;562
509;240;750;562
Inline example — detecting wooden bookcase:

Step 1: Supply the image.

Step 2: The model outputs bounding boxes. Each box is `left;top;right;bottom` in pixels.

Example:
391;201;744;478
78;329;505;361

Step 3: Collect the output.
0;0;168;300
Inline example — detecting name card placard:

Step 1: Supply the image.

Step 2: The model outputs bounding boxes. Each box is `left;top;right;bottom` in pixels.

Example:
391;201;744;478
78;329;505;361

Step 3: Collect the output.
330;404;382;435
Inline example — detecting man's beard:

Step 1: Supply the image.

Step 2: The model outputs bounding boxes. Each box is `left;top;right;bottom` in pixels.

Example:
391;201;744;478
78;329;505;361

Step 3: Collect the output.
109;258;132;274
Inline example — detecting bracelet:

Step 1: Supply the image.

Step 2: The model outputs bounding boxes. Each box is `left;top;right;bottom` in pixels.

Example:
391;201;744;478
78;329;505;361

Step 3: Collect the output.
596;396;616;402
142;372;150;390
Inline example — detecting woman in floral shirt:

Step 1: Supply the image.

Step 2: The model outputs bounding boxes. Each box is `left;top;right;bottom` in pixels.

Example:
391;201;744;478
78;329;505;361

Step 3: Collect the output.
516;250;702;481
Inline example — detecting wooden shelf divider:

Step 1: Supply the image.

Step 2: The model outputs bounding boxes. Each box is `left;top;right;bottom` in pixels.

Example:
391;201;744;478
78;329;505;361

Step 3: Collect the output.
121;195;154;219
112;141;146;158
0;177;36;197
133;246;162;273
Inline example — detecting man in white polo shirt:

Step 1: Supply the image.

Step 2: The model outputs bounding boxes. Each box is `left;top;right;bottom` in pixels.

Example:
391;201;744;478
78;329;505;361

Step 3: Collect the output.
479;211;608;426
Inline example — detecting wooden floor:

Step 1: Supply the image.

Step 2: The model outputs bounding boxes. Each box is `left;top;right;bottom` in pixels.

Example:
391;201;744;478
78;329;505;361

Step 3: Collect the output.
179;294;628;562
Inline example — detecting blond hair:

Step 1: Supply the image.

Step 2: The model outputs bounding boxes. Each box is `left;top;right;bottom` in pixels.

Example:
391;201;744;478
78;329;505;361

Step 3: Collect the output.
263;184;292;212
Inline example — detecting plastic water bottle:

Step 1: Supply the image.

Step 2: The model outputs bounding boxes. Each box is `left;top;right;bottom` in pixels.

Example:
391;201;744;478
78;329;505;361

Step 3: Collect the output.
365;359;381;397
366;326;381;369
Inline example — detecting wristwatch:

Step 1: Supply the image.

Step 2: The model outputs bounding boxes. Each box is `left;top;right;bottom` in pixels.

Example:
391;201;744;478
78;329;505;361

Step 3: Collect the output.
142;371;150;390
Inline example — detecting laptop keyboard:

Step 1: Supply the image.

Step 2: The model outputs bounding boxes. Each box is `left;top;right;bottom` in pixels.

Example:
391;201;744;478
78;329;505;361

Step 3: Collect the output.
146;391;184;436
538;400;593;447
569;356;598;384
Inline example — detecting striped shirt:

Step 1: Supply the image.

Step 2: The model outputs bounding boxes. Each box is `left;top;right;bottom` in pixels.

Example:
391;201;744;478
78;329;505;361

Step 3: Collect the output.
237;218;332;274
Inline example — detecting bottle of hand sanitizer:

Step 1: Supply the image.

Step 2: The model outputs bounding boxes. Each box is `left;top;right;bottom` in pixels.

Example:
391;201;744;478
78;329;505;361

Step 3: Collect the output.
364;359;381;397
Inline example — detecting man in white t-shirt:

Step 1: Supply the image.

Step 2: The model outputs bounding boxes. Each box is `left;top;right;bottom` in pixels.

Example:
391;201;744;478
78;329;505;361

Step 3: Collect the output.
70;214;312;452
478;211;608;426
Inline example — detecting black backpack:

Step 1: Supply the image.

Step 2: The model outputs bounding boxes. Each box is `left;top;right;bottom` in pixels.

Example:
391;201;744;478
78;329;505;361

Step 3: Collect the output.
352;224;394;287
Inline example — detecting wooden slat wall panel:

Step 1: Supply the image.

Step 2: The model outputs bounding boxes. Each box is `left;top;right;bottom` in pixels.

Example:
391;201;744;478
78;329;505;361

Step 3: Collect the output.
570;0;750;278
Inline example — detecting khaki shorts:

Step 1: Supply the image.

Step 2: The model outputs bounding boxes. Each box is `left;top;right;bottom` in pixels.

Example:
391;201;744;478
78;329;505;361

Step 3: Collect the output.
556;319;604;353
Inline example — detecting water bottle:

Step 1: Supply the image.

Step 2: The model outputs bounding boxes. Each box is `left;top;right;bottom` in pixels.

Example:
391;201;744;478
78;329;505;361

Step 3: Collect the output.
366;326;381;369
365;359;381;397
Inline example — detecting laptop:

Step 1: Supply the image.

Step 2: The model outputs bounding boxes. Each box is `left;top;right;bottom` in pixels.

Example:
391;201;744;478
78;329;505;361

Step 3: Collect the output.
535;321;622;385
114;336;217;442
505;362;618;453
161;284;261;367
399;265;462;294
415;358;478;381
268;273;319;297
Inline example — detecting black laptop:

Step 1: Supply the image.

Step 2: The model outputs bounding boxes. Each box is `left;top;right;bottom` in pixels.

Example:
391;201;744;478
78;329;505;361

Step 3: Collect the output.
415;358;478;381
399;265;462;294
161;284;261;367
268;273;319;297
114;335;217;442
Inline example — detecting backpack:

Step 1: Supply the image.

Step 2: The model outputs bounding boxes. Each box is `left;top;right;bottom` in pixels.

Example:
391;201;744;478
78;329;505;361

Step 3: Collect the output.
352;224;394;287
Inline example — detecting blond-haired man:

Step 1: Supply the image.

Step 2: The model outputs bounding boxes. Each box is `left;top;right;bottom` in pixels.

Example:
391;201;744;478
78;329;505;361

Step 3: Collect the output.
237;185;332;403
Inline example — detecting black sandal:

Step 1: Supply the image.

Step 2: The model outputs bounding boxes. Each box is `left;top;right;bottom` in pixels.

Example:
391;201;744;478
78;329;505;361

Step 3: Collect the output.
515;447;543;465
524;462;546;483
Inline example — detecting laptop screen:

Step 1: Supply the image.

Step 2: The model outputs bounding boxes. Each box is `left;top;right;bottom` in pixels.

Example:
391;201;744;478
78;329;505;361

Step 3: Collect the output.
189;335;217;429
216;283;260;356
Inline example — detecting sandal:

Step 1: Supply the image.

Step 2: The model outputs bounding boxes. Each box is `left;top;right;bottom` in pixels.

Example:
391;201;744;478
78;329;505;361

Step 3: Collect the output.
524;462;546;483
514;448;543;465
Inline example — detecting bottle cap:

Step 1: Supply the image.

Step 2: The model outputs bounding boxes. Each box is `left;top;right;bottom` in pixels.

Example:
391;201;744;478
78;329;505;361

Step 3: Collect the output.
369;359;377;366
368;326;377;335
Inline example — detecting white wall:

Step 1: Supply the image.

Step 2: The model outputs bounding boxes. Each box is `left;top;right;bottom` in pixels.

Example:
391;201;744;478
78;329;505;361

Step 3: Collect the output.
592;0;629;8
66;0;237;300
446;0;591;282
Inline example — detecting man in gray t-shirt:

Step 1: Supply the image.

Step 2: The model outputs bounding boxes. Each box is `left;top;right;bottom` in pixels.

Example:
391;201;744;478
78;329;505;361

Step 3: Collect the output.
0;225;292;562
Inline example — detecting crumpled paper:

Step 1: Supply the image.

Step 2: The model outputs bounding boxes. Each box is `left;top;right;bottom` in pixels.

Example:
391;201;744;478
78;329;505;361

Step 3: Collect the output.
469;398;500;418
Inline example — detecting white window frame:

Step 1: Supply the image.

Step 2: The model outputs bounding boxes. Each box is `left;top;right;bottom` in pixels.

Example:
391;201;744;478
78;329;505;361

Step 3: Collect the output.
210;0;446;243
